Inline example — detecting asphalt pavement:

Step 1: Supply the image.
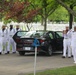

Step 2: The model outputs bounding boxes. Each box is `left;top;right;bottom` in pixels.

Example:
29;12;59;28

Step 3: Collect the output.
0;52;75;75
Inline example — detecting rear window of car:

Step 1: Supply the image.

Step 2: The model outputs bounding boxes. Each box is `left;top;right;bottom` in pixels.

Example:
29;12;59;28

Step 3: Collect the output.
25;31;36;37
17;31;27;37
20;31;44;38
31;32;44;38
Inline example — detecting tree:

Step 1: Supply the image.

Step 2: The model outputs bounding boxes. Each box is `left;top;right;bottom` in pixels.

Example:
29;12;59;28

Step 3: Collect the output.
0;0;59;31
56;0;76;17
56;0;76;29
48;6;69;23
34;0;59;31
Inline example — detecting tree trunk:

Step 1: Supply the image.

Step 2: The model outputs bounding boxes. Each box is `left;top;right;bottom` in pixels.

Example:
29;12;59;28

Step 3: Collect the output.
41;16;44;25
44;6;47;31
56;0;76;17
69;5;73;29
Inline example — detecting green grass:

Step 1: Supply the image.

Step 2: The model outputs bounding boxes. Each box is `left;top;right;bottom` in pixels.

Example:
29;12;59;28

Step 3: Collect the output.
26;66;76;75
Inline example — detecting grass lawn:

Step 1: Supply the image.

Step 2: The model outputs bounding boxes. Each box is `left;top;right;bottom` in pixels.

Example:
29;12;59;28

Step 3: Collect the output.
26;66;76;75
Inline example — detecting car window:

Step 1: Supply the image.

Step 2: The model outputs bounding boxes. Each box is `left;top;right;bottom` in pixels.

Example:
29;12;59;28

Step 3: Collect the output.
21;31;36;38
31;32;44;38
55;32;62;38
49;33;53;39
17;32;27;37
56;31;63;37
33;33;40;38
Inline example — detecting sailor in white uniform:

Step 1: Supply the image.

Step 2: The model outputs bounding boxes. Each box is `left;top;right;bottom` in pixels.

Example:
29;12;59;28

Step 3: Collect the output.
2;25;8;54
15;25;21;32
71;26;76;63
14;25;21;52
7;25;16;53
0;26;4;54
62;30;68;58
67;29;72;58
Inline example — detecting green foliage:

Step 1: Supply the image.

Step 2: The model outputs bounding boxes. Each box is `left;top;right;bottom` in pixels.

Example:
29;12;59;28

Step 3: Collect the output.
48;6;69;22
2;18;12;24
0;0;76;24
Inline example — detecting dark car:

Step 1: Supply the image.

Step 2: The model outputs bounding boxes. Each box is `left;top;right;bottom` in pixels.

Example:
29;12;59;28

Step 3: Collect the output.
13;30;63;56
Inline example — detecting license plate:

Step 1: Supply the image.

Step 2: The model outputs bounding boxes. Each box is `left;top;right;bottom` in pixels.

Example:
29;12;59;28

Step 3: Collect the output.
24;47;31;50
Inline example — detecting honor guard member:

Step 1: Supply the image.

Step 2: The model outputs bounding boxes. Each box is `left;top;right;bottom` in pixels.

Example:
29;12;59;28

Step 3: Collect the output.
62;30;68;58
7;25;16;53
5;26;10;54
14;25;21;52
15;25;21;32
71;26;76;63
0;26;4;54
67;28;72;58
2;25;8;54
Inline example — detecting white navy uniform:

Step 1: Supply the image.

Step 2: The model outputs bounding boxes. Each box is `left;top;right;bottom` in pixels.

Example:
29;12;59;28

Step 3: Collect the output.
14;28;21;51
7;28;16;53
2;29;8;53
15;28;21;33
67;29;72;57
71;31;76;62
0;30;3;53
63;33;68;57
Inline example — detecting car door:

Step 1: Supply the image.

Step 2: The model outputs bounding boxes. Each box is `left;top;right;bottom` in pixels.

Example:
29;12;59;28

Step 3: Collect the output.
47;32;57;50
54;32;63;51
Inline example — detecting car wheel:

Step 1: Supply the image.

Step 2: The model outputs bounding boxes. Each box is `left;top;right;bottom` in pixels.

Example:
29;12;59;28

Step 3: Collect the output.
18;51;25;56
47;45;52;56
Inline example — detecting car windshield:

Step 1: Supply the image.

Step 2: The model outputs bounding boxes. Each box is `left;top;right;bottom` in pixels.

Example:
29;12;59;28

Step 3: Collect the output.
17;31;27;37
25;31;36;37
21;31;44;38
21;31;36;38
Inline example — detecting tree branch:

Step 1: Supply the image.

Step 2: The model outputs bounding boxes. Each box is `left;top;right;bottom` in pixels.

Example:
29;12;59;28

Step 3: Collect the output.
47;6;57;18
56;0;76;17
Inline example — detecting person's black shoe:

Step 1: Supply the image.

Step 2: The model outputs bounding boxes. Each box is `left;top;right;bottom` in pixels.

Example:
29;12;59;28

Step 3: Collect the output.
12;52;16;54
5;51;9;54
7;51;9;54
5;53;8;54
0;52;1;54
68;57;71;58
62;56;65;58
71;55;73;57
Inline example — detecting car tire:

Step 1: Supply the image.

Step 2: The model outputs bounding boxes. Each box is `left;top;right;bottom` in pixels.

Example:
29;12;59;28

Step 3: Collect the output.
19;51;25;56
47;45;52;56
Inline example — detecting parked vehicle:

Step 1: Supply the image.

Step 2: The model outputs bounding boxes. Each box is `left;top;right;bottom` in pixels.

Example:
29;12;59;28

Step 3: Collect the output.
13;30;63;56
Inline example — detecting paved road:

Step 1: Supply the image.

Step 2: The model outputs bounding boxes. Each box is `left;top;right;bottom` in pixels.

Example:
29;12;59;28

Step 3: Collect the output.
0;52;74;75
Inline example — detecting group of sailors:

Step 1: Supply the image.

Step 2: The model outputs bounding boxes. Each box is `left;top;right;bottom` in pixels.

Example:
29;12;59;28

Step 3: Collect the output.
62;25;76;63
0;24;21;55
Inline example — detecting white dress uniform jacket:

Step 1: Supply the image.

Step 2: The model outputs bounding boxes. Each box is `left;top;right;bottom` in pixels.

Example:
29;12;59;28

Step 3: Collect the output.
7;28;16;53
2;29;8;53
63;33;68;57
15;28;21;33
14;28;21;51
0;30;3;53
71;32;76;62
67;29;72;57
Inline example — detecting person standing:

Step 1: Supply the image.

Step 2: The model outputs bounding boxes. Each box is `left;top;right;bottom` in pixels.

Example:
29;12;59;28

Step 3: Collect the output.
2;25;8;54
62;30;68;58
7;25;16;53
14;25;21;52
0;26;5;54
62;26;72;58
15;25;21;32
71;26;76;63
67;28;72;58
